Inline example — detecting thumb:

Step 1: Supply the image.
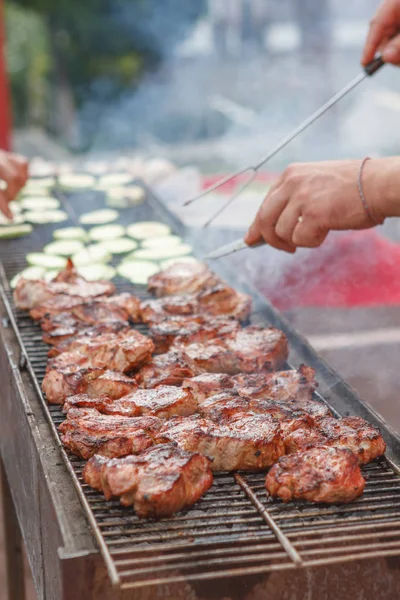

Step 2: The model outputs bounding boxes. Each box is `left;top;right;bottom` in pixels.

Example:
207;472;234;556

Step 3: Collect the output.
382;33;400;64
245;213;262;246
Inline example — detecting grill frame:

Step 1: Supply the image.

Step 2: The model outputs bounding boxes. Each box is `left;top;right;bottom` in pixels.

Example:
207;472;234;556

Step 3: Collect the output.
2;182;400;597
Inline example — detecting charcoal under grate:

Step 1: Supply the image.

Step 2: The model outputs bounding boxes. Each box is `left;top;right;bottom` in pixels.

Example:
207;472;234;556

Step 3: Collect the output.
1;182;400;590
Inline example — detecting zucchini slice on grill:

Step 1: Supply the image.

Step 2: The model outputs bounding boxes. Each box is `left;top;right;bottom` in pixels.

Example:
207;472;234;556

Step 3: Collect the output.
72;245;112;266
126;221;171;240
130;244;192;260
0;224;32;238
117;259;159;284
79;209;119;225
88;224;125;242
10;266;46;288
77;263;116;281
97;238;138;254
43;240;85;257
26;253;67;269
24;210;68;224
20;196;60;210
53;227;88;241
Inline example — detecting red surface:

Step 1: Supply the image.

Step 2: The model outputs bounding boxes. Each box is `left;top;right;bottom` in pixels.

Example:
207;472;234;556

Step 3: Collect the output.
0;0;11;150
202;174;400;309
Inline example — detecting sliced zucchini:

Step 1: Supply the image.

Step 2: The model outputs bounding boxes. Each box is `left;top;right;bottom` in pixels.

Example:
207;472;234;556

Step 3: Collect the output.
26;253;67;269
117;260;159;284
44;239;85;256
22;179;54;194
98;238;138;254
20;196;60;210
9;201;22;215
130;244;192;261
160;256;200;269
10;266;46;288
142;234;182;249
126;221;171;240
0;224;32;238
88;224;125;242
58;173;96;189
106;185;145;209
43;270;61;282
72;245;112;266
97;173;133;188
24;209;68;224
53;226;88;241
79;209;119;225
77;263;116;281
0;213;25;226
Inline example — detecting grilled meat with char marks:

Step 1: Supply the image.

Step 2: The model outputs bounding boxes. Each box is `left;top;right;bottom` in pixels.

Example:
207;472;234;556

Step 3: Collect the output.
266;446;366;504
59;409;162;459
150;315;240;354
36;292;140;324
182;327;288;375
42;367;138;405
182;373;235;403
135;350;202;389
140;284;251;325
46;321;130;357
148;262;219;297
284;416;386;464
64;386;198;419
83;444;213;518
157;413;284;471
47;329;154;374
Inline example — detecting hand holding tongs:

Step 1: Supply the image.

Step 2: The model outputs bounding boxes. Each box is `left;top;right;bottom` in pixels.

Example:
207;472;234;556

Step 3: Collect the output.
183;57;385;260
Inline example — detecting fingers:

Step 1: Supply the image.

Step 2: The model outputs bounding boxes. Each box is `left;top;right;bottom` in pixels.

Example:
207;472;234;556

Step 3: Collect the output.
245;181;296;253
0;191;12;220
0;153;29;219
382;31;400;63
362;19;390;65
292;219;328;249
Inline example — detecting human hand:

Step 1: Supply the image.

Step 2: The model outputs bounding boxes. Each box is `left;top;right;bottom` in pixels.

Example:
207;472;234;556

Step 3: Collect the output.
0;151;29;219
362;0;400;66
244;159;393;253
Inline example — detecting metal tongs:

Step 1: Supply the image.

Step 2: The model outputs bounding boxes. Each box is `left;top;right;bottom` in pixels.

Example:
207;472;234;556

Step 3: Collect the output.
184;57;384;260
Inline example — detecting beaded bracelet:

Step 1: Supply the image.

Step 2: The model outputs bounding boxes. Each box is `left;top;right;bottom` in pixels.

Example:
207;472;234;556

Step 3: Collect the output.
358;157;379;225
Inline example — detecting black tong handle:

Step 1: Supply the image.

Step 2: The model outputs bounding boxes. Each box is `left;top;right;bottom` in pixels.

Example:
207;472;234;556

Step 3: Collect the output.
364;56;385;76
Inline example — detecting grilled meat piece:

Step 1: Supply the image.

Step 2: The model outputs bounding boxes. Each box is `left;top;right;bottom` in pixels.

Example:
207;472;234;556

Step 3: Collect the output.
234;365;317;402
64;386;198;419
150;315;240;354
36;292;140;324
157;413;285;471
182;373;235;403
266;446;366;504
148;262;219;297
42;367;138;405
47;329;154;374
46;321;130;356
59;410;162;459
15;273;115;312
140;284;252;325
135;350;202;389
283;416;386;464
182;327;288;375
83;444;213;518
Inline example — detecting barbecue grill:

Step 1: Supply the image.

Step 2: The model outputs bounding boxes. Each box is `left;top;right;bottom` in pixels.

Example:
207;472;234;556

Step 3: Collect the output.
2;182;400;600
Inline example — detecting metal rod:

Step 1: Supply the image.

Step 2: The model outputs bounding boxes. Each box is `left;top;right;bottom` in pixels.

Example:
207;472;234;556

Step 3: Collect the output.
234;473;303;566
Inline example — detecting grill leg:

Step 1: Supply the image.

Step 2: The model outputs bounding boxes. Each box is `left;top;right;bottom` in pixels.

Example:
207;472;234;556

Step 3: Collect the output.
0;457;26;600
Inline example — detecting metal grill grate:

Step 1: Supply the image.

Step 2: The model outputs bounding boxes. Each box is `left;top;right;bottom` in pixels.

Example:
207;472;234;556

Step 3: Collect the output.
2;184;400;590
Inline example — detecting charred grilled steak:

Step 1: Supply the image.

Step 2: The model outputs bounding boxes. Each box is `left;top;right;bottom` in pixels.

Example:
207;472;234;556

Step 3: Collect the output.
182;327;288;374
283;416;386;464
266;446;366;504
182;373;235;403
157;413;285;471
83;443;213;518
148;262;219;297
59;409;162;459
47;329;154;374
64;386;198;419
150;315;240;354
46;321;130;356
135;350;202;388
42;367;138;405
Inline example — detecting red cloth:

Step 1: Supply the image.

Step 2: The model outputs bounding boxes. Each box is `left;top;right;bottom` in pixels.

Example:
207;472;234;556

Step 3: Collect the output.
201;175;400;309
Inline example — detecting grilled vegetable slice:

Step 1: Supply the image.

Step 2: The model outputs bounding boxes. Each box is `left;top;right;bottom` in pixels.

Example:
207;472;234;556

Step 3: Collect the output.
98;238;137;254
117;259;159;284
43;270;60;282
0;214;25;226
79;209;119;225
24;210;68;224
130;243;192;260
72;245;112;266
126;221;171;240
161;256;201;269
77;263;116;281
88;224;125;242
0;224;32;238
58;173;96;189
97;173;133;188
22;178;54;194
10;266;46;288
142;234;182;249
26;253;67;269
20;196;60;210
53;226;88;241
9;201;22;215
43;240;85;256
